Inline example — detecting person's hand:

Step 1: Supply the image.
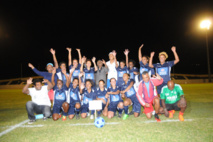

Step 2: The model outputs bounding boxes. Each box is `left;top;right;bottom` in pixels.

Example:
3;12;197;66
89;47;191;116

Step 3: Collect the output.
139;44;144;49
150;52;155;57
28;63;34;69
76;48;81;52
155;73;162;80
121;93;125;99
102;59;106;64
42;79;49;83
27;78;33;85
92;57;96;63
124;49;129;56
171;46;176;52
70;67;75;73
50;48;55;55
164;108;169;117
52;67;56;74
62;69;67;75
78;72;84;78
66;47;72;52
112;50;117;57
80;83;85;90
145;103;150;107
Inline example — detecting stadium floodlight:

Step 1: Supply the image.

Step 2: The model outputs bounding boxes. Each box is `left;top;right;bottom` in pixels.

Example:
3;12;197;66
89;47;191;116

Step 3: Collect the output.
200;19;212;82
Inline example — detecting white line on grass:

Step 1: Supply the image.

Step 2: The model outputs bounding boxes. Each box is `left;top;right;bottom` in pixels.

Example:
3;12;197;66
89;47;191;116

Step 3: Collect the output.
20;125;44;128
0;119;29;137
144;119;193;123
70;122;120;126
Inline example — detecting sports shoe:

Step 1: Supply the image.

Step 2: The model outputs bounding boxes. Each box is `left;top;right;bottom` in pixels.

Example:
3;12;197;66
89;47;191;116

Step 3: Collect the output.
154;113;161;122
169;110;175;118
59;114;62;118
87;112;90;117
122;114;129;120
118;113;122;118
28;119;36;124
128;111;134;115
76;114;80;120
179;114;184;121
90;115;94;119
62;116;67;121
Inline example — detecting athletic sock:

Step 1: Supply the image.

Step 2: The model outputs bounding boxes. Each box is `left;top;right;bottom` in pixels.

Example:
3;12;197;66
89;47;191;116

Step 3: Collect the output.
97;111;101;115
118;108;123;114
124;106;128;114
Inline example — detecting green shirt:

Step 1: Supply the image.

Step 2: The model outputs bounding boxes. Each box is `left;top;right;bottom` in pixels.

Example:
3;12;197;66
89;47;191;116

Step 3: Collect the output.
160;84;184;104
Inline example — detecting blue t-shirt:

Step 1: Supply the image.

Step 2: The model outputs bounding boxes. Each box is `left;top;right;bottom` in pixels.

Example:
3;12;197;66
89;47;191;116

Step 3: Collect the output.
145;82;150;98
84;67;95;83
69;64;81;81
53;87;68;106
116;66;128;86
56;68;70;88
153;61;175;83
96;87;107;102
139;62;155;81
69;83;80;105
107;86;121;102
121;80;136;98
127;67;138;82
82;88;96;106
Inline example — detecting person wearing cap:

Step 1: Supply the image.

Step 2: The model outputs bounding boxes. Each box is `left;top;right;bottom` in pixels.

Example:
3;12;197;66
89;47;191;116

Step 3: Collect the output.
149;46;180;95
106;50;119;88
28;62;58;102
95;59;108;87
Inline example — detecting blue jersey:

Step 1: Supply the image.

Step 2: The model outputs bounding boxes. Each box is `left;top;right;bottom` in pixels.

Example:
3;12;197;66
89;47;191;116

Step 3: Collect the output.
139;62;155;80
53;87;69;106
69;64;81;81
107;86;121;102
56;68;70;88
121;80;136;98
84;67;95;83
96;87;107;102
69;83;80;105
127;67;138;82
82;88;96;105
116;66;128;87
153;61;175;83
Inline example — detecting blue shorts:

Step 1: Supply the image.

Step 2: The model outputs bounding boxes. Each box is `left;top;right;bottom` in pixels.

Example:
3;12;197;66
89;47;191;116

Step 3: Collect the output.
53;105;67;116
81;104;95;115
67;102;81;115
98;103;106;111
128;95;141;113
108;100;123;113
157;82;167;94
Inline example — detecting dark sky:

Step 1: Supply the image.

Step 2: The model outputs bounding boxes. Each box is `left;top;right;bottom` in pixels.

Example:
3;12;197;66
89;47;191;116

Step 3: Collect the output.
0;1;213;79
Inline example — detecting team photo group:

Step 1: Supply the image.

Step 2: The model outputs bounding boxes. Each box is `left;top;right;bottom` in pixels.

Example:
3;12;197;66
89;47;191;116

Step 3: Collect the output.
22;44;187;124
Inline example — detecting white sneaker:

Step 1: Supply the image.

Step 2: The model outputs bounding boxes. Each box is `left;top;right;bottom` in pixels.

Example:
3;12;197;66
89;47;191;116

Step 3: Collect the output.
87;112;90;116
152;110;155;115
90;115;94;119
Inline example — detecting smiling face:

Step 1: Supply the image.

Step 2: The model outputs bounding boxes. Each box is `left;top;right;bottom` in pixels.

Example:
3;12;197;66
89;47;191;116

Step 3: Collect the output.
109;54;114;60
128;61;134;69
120;62;125;68
57;80;63;89
35;82;42;90
86;60;91;68
142;56;148;65
86;81;92;90
159;55;166;64
98;80;105;88
72;78;79;88
97;60;103;68
110;78;116;87
73;59;78;68
60;63;66;71
142;73;150;83
46;65;53;73
123;73;129;82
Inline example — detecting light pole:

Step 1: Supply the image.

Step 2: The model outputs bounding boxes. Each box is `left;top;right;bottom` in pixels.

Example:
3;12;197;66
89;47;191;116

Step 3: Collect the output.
200;20;212;82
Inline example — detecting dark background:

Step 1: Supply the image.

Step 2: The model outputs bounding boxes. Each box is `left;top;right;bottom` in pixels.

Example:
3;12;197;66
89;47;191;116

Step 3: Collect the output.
0;1;213;79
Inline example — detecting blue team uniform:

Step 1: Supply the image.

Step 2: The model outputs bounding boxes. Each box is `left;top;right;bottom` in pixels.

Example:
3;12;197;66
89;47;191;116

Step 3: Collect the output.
67;83;81;115
69;64;81;81
153;61;175;94
56;68;70;88
96;87;108;111
121;80;141;113
107;86;122;113
139;62;155;81
127;67;138;82
53;87;69;116
84;67;95;85
116;66;128;88
81;88;96;113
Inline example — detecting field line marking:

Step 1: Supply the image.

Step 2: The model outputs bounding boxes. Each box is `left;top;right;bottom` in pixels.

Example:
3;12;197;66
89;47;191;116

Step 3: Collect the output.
144;119;193;123
20;125;44;128
70;122;120;126
0;119;29;137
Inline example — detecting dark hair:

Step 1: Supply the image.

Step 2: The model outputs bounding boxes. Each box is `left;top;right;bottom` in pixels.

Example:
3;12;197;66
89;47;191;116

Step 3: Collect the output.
142;55;150;61
73;78;79;83
124;73;130;78
85;79;93;87
110;78;116;82
72;59;78;62
142;71;149;75
86;59;91;63
99;79;105;84
120;60;125;64
59;61;66;67
33;79;42;85
128;59;136;66
57;79;63;84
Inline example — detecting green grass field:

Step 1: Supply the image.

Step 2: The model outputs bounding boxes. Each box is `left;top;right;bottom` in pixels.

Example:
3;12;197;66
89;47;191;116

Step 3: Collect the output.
0;84;213;142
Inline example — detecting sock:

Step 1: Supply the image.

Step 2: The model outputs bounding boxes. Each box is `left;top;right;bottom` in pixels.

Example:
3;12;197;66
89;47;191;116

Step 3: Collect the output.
124;106;128;114
179;112;184;115
75;108;80;114
168;110;174;113
118;108;123;114
97;111;101;115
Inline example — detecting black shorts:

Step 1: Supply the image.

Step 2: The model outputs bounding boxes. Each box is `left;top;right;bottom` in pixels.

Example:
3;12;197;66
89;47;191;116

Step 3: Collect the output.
165;100;181;111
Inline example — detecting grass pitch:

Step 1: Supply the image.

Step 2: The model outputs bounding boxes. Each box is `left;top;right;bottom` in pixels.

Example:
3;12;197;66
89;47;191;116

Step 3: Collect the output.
0;84;213;142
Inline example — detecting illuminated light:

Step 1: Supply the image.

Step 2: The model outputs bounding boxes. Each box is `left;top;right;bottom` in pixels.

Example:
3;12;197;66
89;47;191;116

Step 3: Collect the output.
200;20;211;30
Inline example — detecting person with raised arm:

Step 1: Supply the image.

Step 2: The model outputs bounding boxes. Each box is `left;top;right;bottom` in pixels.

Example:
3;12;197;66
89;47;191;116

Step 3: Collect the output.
95;59;108;87
149;46;180;95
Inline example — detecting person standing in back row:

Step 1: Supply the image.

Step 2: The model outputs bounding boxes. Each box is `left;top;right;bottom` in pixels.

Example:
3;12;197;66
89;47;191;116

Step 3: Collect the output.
95;59;108;87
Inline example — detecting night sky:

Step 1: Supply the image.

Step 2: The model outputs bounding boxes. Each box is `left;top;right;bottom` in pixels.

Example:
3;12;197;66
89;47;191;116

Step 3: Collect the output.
0;1;213;79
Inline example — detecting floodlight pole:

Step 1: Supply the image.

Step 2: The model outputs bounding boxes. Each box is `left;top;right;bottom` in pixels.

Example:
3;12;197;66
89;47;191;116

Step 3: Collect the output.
205;30;211;82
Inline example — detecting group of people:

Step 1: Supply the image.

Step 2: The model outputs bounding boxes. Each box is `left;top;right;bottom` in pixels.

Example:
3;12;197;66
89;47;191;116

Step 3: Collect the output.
22;44;187;124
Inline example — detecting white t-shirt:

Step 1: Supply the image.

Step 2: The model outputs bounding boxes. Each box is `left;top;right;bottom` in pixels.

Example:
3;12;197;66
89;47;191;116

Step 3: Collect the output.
106;61;119;80
28;85;51;106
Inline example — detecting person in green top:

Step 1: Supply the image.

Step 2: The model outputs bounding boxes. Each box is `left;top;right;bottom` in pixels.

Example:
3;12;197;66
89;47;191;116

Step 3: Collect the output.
159;80;187;121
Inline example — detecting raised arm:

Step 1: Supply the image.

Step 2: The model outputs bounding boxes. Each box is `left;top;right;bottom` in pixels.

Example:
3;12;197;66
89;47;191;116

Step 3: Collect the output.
22;78;33;94
149;52;155;68
61;70;69;88
80;56;86;73
76;49;82;64
51;68;56;87
112;50;118;68
138;44;144;62
124;49;129;68
67;67;75;88
66;47;72;66
43;79;53;91
92;57;98;71
171;46;180;65
50;48;59;69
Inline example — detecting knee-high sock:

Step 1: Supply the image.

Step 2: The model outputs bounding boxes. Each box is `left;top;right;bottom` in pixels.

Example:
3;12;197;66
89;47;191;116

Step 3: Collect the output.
124;106;128;114
118;108;123;114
